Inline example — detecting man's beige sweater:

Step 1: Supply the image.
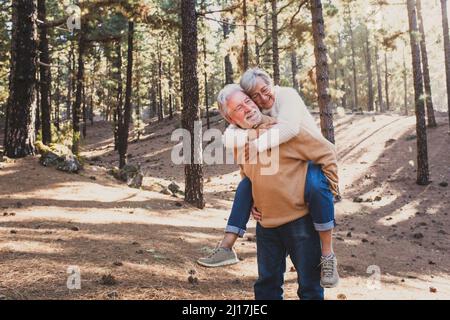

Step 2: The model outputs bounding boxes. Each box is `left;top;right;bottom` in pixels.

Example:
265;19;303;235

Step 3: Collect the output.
240;123;339;229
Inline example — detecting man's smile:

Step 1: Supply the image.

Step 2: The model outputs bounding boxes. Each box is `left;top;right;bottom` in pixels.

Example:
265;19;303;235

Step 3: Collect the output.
245;110;260;123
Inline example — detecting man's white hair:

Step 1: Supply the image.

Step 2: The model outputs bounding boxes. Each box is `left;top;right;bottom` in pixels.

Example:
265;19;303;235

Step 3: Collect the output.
217;84;243;121
240;67;273;94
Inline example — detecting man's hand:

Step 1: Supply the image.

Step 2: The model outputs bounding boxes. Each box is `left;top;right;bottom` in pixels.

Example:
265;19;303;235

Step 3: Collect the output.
251;206;262;221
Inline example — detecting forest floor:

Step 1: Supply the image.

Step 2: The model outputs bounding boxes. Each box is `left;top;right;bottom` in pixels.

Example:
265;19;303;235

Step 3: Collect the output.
0;111;449;300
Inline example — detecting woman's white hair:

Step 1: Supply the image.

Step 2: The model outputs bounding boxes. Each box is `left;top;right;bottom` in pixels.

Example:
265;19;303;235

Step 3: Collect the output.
216;84;243;121
240;67;273;94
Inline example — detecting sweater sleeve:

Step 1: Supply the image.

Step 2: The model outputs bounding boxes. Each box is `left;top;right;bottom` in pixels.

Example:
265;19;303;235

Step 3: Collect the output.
223;124;248;149
295;128;340;198
254;88;302;153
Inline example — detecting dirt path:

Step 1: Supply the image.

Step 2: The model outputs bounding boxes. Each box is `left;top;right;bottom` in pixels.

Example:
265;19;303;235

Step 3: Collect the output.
0;113;449;300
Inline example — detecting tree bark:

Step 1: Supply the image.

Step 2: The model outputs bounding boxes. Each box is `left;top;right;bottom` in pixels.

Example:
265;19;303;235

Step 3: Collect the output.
223;19;234;84
263;0;272;72
364;30;374;112
291;50;299;92
338;34;347;109
181;0;204;209
271;0;280;85
157;39;163;121
67;42;73;122
310;0;335;144
113;43;122;152
72;30;85;155
254;3;260;66
384;52;390;111
242;0;249;71
38;0;51;145
5;0;38;158
202;38;210;129
54;56;61;130
118;21;133;169
347;7;358;112
168;57;174;120
403;49;408;116
82;84;86;138
375;45;384;112
416;0;437;127
441;0;450;131
35;70;40;136
407;0;430;185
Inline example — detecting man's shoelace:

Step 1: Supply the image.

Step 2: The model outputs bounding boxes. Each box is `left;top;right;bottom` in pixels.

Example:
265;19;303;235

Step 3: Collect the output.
207;247;221;258
319;256;335;277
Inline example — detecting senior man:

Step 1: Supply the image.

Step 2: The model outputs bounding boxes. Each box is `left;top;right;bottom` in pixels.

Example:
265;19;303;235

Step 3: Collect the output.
216;84;339;300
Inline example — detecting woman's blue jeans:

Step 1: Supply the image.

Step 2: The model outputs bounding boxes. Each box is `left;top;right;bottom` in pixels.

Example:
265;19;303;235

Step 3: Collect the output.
225;161;336;237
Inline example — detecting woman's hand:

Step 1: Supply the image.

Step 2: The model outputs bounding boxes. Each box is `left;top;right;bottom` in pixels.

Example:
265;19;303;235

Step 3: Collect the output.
255;120;276;138
251;206;262;221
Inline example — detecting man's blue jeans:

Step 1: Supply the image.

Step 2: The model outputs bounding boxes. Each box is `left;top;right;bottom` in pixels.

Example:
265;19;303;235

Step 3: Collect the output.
225;162;336;237
255;214;324;300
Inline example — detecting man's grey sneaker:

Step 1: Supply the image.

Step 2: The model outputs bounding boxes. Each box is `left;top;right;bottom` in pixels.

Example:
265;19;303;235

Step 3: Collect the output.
319;253;340;288
197;247;240;268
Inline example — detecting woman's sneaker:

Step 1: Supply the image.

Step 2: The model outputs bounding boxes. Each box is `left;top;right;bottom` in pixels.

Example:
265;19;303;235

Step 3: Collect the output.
197;247;239;268
319;253;340;288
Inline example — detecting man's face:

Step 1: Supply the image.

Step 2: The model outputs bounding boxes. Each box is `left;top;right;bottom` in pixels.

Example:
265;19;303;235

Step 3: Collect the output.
248;77;275;110
226;91;262;129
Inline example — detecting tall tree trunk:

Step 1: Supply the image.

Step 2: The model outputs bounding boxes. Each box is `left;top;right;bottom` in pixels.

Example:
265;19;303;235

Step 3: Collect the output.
407;0;430;185
345;3;357;111
5;0;38;158
416;0;437;127
242;0;249;71
338;34;347;109
375;45;384;112
181;0;204;209
350;23;357;111
134;51;142;140
113;43;122;152
333;48;338;92
82;84;86;138
168;55;174;120
364;30;374;112
3;98;9;149
271;0;280;85
177;34;183;109
384;52;390;111
254;3;260;66
264;0;272;72
403;49;408;116
67;42;73;122
310;0;335;144
35;70;40;136
291;50;299;92
72;30;85;155
118;21;133;169
223;19;234;84
202;38;210;129
38;0;51;145
441;0;450;131
89;81;94;125
54;56;61;130
157;39;163;121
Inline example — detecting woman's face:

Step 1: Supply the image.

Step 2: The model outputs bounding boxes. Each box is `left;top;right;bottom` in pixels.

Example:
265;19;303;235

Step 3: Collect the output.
248;77;275;110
